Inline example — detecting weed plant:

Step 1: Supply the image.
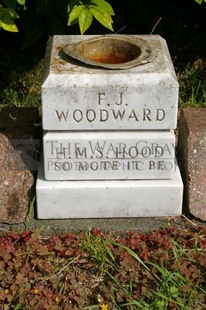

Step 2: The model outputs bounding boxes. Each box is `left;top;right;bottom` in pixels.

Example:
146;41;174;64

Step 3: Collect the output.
0;226;205;309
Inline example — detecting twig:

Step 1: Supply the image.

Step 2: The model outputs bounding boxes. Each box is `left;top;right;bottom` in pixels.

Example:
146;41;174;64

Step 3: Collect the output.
150;17;162;34
46;255;80;280
181;214;198;227
115;26;126;34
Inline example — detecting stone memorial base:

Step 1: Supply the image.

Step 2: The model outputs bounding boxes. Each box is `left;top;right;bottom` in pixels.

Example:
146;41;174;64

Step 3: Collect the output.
36;161;183;219
36;34;183;220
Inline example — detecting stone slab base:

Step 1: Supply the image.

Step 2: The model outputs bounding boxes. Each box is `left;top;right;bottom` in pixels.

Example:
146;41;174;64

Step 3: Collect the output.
178;108;206;221
36;161;183;219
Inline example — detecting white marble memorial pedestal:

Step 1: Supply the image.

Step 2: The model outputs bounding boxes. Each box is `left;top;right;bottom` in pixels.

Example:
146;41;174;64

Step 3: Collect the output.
36;34;183;219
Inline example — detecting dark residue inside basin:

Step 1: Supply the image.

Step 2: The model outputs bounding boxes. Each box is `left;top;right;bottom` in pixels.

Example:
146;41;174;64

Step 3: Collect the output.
82;39;141;64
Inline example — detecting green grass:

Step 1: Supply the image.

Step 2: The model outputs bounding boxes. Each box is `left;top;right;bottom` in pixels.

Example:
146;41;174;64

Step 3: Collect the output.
0;53;43;112
178;60;206;108
81;230;206;310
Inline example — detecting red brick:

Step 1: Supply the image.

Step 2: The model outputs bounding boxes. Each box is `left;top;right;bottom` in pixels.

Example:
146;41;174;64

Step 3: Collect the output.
0;108;39;224
178;108;206;221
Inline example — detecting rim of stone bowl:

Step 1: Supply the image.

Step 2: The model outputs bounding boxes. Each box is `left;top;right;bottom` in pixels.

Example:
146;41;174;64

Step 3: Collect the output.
62;35;157;69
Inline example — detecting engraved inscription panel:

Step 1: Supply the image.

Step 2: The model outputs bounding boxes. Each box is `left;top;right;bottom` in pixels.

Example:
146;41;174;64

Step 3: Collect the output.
42;85;178;130
43;131;176;180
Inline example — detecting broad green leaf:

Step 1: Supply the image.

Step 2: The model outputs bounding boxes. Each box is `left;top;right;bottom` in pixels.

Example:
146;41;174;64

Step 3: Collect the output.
194;0;203;3
90;5;113;31
79;7;93;34
0;6;19;32
0;19;18;32
68;4;85;25
0;7;19;19
170;286;179;298
17;0;25;5
91;0;114;15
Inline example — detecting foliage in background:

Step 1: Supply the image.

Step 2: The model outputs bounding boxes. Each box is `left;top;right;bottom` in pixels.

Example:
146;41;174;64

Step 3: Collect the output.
0;0;205;40
0;226;205;309
195;0;206;4
67;0;114;34
0;0;114;44
0;0;25;32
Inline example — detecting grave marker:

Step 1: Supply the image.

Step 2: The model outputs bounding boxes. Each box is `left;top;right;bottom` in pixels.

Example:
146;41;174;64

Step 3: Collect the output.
37;35;183;218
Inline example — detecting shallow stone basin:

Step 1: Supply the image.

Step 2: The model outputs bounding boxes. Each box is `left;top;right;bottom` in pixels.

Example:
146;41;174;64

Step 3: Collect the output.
63;35;156;69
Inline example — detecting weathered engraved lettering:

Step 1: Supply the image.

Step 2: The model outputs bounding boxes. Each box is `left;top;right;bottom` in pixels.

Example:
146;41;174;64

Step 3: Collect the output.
143;109;151;121
128;146;138;158
88;141;106;158
97;92;106;105
141;146;151;158
54;108;167;125
164;161;173;170
45;157;175;179
97;92;124;106
163;143;174;155
106;143;116;157
156;109;165;121
90;161;98;171
48;160;147;172
75;147;87;158
115;93;124;106
100;110;109;121
55;110;69;122
47;140;58;155
47;160;53;170
128;109;139;121
111;161;120;170
46;140;175;161
149;160;174;171
73;110;83;122
153;145;164;157
58;162;72;171
75;162;89;171
133;161;144;170
44;132;176;180
112;109;126;120
86;110;96;122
